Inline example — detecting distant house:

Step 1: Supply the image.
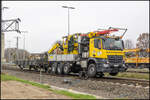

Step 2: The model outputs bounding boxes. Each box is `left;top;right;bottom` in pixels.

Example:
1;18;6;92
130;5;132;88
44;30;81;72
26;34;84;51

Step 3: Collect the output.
4;48;30;62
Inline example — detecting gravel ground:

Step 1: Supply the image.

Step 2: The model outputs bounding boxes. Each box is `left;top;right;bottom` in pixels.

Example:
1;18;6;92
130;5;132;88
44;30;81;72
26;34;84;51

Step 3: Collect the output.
2;65;149;99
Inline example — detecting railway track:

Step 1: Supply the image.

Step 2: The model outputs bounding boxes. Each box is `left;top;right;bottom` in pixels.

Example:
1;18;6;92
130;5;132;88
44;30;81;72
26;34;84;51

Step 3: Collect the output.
91;76;149;87
2;65;149;88
126;70;149;74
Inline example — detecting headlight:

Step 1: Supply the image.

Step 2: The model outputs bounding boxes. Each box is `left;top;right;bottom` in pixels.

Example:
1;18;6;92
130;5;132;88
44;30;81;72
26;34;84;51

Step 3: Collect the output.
103;64;109;67
106;60;109;64
123;64;126;67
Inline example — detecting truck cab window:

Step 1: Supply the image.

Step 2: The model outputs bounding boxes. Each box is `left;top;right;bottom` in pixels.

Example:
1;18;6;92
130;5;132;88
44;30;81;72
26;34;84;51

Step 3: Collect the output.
94;39;101;49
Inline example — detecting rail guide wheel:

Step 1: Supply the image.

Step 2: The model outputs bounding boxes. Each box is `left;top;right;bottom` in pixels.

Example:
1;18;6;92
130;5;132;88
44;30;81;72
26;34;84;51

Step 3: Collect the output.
96;72;104;78
79;71;89;80
109;72;118;76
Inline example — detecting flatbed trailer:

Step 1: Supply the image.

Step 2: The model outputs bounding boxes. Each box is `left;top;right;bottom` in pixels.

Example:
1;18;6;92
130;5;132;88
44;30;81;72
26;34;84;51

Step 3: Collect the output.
15;59;48;71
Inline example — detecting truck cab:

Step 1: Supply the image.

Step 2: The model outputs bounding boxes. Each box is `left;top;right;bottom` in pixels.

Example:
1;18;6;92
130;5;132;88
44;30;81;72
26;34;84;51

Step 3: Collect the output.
87;37;127;77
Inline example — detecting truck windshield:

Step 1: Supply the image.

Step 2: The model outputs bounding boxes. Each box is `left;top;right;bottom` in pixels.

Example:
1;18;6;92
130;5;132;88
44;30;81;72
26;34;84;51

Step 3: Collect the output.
102;38;124;50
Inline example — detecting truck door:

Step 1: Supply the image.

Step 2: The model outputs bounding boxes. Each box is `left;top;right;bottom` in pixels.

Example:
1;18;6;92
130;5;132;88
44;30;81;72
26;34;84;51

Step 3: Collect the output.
89;38;103;58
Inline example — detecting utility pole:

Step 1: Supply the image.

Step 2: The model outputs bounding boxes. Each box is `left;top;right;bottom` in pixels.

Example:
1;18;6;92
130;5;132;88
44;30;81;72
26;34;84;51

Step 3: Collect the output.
20;31;28;59
14;36;20;60
1;7;9;63
1;6;21;64
7;40;11;63
62;6;75;36
17;37;19;49
14;36;20;49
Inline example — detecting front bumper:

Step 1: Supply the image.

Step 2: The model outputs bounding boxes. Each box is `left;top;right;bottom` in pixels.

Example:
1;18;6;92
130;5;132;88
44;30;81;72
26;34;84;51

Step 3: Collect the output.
96;63;127;73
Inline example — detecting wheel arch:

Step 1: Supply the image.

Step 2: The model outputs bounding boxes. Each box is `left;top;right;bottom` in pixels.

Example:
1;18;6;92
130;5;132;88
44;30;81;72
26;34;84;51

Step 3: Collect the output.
88;58;97;65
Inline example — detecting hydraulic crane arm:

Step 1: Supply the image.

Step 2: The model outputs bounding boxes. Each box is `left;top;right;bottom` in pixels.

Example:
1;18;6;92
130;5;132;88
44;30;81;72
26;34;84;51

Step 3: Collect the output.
95;29;118;35
80;27;127;39
48;43;60;54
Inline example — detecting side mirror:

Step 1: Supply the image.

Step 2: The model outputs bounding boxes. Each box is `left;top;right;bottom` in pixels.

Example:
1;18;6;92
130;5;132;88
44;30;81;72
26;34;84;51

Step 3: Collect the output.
122;40;124;49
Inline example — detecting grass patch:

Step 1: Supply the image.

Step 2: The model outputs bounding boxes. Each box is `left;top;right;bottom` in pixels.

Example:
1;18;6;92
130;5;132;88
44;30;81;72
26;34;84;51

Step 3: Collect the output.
1;73;96;99
127;68;149;72
1;73;50;90
52;90;96;99
105;72;149;80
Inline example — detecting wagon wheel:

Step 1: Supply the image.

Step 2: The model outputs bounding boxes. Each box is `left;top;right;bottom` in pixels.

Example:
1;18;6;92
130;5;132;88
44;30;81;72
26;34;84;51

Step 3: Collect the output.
57;63;64;75
63;63;71;75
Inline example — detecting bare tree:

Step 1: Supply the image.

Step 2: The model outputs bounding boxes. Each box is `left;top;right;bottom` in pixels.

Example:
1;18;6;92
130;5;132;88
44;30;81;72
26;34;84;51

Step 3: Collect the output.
124;39;134;49
136;33;149;49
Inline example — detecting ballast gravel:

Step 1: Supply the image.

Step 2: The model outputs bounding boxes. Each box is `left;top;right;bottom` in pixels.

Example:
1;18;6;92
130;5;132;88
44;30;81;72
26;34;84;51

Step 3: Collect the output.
2;65;149;99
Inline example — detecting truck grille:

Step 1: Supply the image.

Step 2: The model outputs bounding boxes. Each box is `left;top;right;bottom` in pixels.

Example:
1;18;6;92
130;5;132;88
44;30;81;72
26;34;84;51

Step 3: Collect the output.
108;55;123;63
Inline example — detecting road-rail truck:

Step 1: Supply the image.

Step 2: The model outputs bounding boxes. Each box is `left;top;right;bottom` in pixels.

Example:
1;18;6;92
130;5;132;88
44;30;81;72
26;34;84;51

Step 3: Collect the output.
15;27;128;78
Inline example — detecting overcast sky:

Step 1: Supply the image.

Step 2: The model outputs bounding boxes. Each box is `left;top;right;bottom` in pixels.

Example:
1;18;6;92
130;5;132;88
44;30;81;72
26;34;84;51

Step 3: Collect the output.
2;1;149;53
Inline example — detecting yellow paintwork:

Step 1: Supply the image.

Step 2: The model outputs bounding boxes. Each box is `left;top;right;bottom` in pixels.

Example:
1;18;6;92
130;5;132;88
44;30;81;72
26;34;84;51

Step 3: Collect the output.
48;43;60;54
48;31;125;60
146;48;150;52
88;32;96;38
125;57;149;63
62;34;80;55
63;39;68;54
124;48;150;65
123;48;140;52
89;38;124;59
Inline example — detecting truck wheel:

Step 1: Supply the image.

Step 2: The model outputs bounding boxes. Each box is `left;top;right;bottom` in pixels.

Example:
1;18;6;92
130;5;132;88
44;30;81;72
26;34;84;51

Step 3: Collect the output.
109;72;118;76
44;67;48;73
96;72;104;78
87;64;97;78
34;66;38;71
57;63;63;75
63;63;70;75
51;63;57;74
47;66;52;73
29;65;32;71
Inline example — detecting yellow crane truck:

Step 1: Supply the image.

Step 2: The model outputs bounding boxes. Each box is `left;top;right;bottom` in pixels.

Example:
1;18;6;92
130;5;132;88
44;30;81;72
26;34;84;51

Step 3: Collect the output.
47;27;128;78
15;27;128;78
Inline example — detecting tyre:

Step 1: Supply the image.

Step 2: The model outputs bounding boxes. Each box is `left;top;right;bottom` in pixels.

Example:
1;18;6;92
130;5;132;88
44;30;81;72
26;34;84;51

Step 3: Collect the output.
57;63;63;75
47;66;52;73
87;64;97;78
34;66;38;71
109;72;118;76
51;63;57;74
29;65;32;70
63;63;70;75
44;67;48;73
